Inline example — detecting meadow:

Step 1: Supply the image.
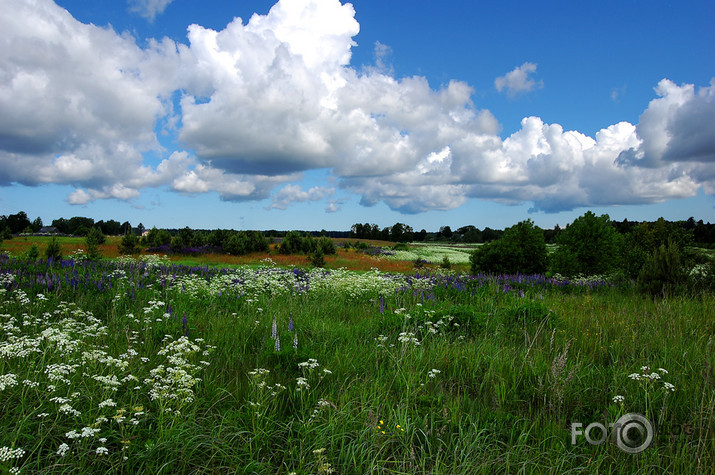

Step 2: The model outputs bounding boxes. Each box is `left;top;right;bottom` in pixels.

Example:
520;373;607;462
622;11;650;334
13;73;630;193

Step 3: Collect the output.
0;240;713;474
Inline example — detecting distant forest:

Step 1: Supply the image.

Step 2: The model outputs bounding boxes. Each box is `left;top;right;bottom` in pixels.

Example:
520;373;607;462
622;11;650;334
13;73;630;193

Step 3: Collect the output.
1;210;714;247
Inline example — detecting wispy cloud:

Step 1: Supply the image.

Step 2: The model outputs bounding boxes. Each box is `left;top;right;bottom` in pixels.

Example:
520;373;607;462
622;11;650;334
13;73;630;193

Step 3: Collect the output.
495;62;544;97
268;185;334;210
128;0;174;22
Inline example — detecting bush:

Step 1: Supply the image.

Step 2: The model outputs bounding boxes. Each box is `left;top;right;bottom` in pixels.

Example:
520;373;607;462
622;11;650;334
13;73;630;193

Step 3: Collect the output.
311;248;326;267
551;211;621;276
118;233;141;255
279;231;304;254
225;233;251;255
44;237;62;261
85;228;105;260
170;235;185;254
145;227;171;247
26;245;40;261
470;220;547;275
392;242;410;251
317;236;336;255
637;240;689;297
440;256;451;269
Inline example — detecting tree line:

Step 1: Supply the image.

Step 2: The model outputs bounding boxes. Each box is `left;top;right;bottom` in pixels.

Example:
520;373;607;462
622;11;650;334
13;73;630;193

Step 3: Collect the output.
468;212;714;296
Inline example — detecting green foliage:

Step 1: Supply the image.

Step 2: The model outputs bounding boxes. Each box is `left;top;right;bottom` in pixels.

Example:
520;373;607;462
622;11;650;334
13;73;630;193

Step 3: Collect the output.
85;228;105;260
440;255;451;269
25;244;40;261
224;232;251;255
637;240;689;297
118;233;141;255
311;247;326;267
470;219;547;274
502;301;554;331
44;236;62;261
551;211;621;276
279;231;304;254
392;242;410;251
145;227;172;247
1;227;12;240
248;231;270;253
278;232;323;255
170;235;185;253
86;227;106;245
0;257;713;473
316;236;336;255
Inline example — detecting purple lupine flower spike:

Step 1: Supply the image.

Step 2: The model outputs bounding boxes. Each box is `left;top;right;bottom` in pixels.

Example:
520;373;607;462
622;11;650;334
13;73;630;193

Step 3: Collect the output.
182;312;188;337
288;314;294;331
275;333;281;352
293;331;298;350
379;294;384;314
271;316;277;339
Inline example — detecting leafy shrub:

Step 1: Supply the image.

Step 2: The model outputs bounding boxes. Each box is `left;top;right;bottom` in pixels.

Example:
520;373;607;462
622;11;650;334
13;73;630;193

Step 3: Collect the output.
470;220;547;275
317;236;336;255
279;231;304;254
26;244;40;261
311;248;326;267
44;237;62;261
637;240;688;297
392;242;410;251
144;227;172;247
170;235;185;254
224;233;251;255
440;256;451;269
551;211;622;276
85;228;105;260
118;233;141;255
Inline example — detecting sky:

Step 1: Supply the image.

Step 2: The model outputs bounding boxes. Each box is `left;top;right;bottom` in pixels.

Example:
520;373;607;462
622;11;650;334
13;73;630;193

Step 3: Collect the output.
1;0;714;232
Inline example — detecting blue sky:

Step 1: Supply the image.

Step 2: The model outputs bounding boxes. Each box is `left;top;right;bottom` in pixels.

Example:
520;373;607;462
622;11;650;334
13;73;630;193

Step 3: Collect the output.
1;0;714;231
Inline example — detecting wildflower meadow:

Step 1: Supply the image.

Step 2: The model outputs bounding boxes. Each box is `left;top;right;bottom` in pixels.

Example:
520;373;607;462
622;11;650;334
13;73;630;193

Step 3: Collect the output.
0;251;713;473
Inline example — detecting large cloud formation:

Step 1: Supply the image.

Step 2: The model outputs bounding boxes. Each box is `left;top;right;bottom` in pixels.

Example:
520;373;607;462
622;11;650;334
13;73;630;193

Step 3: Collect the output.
0;0;713;213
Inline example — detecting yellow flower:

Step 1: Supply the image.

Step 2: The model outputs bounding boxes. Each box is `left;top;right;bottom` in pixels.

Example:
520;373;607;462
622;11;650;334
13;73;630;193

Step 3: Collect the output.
381;431;385;434
379;420;383;424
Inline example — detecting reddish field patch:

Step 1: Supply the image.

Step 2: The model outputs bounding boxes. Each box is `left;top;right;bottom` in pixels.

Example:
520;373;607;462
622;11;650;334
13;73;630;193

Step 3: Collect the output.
2;236;428;272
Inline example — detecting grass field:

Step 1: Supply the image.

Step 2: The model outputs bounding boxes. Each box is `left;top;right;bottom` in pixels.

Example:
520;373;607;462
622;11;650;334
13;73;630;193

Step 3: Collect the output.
0;238;713;473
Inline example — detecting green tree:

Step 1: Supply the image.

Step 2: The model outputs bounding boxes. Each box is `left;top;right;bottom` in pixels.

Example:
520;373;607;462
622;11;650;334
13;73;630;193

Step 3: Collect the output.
85;228;105;260
471;220;547;274
26;244;40;261
551;211;622;276
637;240;688;297
118;233;140;255
317;236;336;255
311;247;326;267
224;232;251;255
44;236;63;261
279;231;304;254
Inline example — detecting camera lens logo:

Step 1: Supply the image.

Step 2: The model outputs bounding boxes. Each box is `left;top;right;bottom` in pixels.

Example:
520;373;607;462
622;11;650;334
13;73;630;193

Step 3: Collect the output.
613;413;654;454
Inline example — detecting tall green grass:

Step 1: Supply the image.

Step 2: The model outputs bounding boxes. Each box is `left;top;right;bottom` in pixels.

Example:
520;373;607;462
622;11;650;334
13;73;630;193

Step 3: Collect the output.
0;258;713;473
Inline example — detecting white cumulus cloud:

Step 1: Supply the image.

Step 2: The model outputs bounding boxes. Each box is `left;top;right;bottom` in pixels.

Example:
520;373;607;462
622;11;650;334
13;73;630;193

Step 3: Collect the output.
0;0;713;215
